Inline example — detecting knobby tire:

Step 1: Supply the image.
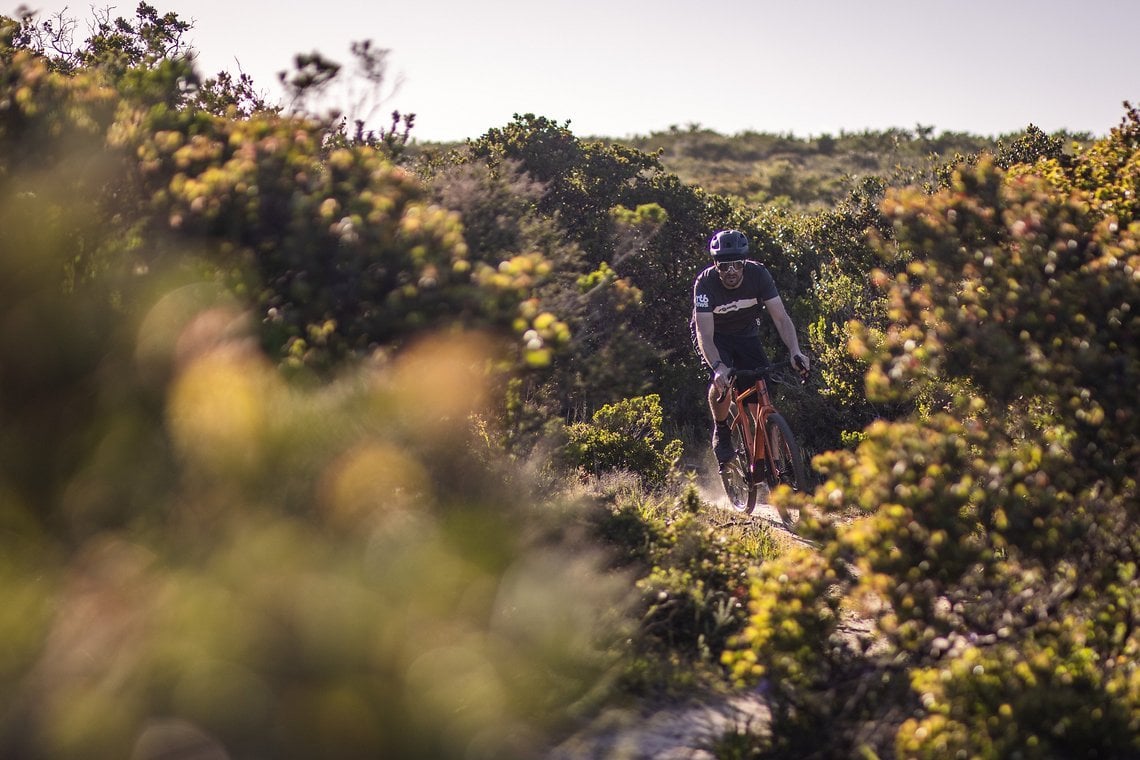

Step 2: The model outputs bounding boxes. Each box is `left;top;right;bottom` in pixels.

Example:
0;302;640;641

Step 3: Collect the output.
766;412;807;494
720;413;757;514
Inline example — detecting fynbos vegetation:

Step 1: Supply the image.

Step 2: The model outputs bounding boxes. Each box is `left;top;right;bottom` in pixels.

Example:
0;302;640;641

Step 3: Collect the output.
2;4;1137;758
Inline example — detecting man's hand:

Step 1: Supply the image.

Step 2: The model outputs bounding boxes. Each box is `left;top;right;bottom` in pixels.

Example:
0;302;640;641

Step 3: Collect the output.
793;352;811;381
712;362;732;392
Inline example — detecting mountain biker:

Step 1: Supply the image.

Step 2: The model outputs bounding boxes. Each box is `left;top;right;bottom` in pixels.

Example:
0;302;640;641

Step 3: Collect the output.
692;229;810;466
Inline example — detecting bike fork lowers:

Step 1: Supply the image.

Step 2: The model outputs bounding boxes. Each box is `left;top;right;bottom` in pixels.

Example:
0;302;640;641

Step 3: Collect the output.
741;402;769;483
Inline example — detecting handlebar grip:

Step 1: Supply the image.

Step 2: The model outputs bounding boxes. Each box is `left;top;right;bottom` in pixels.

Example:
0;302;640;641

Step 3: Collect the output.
793;355;810;383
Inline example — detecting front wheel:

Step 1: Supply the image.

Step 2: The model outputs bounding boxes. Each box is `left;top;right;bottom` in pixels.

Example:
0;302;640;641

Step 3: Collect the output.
766;413;807;523
720;420;757;513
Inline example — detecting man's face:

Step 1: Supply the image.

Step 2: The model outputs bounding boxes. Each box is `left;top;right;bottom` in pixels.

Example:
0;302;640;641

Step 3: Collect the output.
715;259;744;289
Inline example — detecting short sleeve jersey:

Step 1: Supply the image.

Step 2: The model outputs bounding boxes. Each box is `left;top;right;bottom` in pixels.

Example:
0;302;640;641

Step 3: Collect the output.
692;260;779;337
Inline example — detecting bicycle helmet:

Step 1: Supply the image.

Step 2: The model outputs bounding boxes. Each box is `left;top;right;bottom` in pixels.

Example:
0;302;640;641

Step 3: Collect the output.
709;229;749;261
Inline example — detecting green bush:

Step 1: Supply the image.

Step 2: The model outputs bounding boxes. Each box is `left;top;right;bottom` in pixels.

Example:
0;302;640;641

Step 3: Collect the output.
564;394;683;486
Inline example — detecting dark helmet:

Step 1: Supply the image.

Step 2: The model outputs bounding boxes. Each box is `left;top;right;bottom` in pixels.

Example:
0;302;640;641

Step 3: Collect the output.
709;229;749;261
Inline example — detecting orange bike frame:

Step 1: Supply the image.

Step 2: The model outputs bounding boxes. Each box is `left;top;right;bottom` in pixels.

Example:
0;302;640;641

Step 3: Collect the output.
732;378;776;476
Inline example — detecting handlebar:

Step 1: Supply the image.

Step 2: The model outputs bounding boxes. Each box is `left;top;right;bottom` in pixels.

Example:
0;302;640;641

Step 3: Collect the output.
729;357;810;386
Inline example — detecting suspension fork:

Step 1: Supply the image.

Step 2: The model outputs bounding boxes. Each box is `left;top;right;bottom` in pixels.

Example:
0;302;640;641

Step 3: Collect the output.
735;382;771;478
743;403;775;482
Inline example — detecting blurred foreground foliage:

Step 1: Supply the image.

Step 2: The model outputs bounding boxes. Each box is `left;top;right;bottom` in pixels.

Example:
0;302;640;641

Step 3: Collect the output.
0;11;631;759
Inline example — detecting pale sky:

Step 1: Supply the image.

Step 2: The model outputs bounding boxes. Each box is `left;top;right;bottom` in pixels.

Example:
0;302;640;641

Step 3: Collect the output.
11;0;1140;142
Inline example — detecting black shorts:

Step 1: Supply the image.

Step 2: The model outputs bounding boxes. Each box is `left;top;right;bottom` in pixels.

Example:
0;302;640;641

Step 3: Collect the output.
710;331;770;384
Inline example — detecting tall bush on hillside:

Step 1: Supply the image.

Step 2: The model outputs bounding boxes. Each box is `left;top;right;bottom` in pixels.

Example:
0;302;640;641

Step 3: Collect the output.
458;115;768;437
8;2;193;77
3;9;568;374
466;114;667;269
723;107;1140;758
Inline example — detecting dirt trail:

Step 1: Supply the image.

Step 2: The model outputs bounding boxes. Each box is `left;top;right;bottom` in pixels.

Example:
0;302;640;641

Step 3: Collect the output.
549;462;880;760
547;492;806;759
547;691;770;760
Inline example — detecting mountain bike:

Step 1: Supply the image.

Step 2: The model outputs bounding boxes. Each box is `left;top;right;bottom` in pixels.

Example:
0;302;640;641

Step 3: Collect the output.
718;362;809;525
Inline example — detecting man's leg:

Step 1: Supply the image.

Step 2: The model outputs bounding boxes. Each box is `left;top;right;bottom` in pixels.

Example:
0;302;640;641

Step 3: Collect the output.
709;338;739;465
708;381;731;423
709;380;734;465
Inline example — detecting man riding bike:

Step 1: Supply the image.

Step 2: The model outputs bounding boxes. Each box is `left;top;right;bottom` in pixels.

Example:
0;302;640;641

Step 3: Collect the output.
692;229;810;465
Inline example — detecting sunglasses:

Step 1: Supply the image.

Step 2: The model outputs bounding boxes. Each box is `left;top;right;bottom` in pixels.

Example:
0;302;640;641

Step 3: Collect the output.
716;261;744;273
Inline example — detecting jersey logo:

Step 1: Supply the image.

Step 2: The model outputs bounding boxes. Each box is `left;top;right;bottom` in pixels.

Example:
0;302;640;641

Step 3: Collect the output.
695;293;709;308
714;298;759;314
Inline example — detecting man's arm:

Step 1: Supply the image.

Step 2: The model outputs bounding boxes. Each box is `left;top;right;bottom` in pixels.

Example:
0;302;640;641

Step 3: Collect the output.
694;310;732;389
764;296;810;371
